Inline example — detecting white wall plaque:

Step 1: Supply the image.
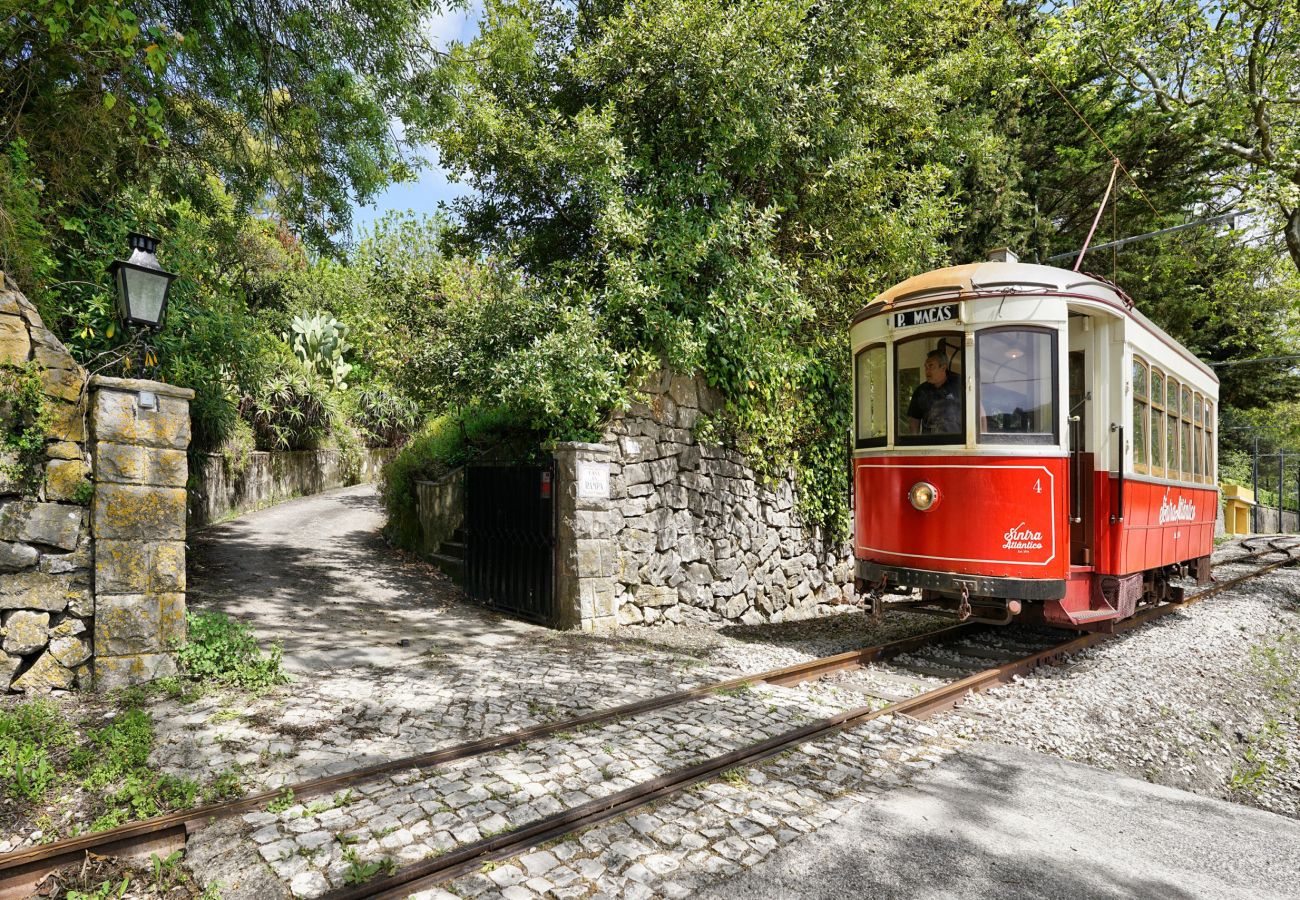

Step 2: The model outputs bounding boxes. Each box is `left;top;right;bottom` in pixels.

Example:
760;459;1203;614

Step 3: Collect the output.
576;460;611;500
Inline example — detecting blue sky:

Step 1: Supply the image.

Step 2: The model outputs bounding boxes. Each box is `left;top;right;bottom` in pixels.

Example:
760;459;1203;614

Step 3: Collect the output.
350;2;484;239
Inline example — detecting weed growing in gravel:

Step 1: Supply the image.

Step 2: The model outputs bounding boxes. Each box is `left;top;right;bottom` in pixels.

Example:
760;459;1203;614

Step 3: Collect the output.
341;848;396;885
266;787;295;813
716;684;753;697
153;676;206;704
174;611;290;691
202;768;244;804
150;850;185;892
720;768;748;787
0;701;72;802
208;708;242;725
1228;633;1300;798
66;875;131;900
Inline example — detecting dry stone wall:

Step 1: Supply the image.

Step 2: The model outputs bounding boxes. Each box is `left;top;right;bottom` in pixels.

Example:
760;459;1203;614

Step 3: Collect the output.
189;447;395;527
597;372;855;627
0;280;94;690
1;277;193;692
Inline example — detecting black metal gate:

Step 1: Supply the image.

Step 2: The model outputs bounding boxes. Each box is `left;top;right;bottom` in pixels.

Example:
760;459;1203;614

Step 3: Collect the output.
464;464;555;623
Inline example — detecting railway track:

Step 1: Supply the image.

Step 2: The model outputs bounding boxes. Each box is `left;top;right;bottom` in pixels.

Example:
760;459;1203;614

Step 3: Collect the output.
5;539;1299;899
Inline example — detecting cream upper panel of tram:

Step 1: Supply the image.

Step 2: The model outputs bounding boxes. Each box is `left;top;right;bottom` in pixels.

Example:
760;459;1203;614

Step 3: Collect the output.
849;294;1067;352
850;294;1070;456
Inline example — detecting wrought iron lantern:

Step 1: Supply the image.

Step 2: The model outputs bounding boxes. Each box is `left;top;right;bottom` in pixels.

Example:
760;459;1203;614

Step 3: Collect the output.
107;232;177;328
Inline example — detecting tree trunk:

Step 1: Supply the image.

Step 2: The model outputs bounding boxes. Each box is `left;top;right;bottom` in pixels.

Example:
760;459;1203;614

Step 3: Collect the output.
1285;206;1300;276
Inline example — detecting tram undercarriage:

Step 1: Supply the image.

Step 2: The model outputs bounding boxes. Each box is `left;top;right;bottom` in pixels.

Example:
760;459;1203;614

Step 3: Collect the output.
857;556;1213;633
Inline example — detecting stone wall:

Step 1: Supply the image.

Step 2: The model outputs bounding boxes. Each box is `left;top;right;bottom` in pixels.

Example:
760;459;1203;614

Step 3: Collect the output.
1;277;195;692
189;447;396;527
556;372;855;629
1252;505;1300;535
414;469;465;560
0;281;94;690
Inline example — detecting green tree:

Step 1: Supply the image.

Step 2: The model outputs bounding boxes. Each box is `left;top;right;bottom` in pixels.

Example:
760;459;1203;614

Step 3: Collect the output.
1045;0;1300;272
427;0;1022;534
1;0;455;261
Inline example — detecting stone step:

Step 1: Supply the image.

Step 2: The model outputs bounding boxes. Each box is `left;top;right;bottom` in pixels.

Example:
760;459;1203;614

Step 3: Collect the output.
427;551;465;582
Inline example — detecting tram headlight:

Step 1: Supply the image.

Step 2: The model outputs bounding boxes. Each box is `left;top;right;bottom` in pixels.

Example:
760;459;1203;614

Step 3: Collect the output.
909;481;939;511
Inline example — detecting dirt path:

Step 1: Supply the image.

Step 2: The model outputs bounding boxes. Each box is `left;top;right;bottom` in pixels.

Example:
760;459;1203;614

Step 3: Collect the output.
186;484;542;672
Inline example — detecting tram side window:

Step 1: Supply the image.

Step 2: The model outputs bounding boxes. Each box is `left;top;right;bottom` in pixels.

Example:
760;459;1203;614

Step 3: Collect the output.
1193;391;1204;482
855;345;887;447
895;334;964;442
976;328;1057;444
1180;386;1193;480
1151;368;1166;475
1206;400;1216;482
1132;358;1149;473
1167;378;1181;479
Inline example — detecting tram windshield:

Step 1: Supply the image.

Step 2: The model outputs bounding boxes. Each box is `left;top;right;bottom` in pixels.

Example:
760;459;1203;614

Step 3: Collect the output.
895;334;964;442
976;328;1056;443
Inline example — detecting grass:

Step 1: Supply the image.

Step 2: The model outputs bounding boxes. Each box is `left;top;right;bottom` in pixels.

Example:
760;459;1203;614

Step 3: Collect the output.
0;696;246;842
1228;632;1299;797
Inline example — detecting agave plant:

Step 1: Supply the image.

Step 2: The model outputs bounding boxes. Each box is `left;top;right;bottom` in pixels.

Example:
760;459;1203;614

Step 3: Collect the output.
285;312;353;389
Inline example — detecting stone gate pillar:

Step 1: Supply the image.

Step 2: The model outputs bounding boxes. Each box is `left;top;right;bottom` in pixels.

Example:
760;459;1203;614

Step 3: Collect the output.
90;375;193;690
553;442;617;630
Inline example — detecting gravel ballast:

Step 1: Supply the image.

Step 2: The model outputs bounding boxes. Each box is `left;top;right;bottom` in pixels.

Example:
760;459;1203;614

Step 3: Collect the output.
936;547;1300;820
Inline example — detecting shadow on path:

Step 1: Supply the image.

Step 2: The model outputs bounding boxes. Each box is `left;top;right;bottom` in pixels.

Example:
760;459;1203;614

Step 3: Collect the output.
187;484;543;672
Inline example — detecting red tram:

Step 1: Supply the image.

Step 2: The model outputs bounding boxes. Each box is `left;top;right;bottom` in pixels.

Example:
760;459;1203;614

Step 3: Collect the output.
851;253;1219;630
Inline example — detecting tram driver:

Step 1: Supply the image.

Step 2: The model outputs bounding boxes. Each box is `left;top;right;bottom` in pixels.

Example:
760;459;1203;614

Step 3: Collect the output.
907;348;962;435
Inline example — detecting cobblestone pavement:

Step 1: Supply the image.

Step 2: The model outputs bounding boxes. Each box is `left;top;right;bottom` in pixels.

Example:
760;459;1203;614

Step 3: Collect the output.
166;625;964;899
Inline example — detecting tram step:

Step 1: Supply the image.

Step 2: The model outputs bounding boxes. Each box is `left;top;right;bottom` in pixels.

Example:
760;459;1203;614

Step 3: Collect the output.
1068;609;1120;623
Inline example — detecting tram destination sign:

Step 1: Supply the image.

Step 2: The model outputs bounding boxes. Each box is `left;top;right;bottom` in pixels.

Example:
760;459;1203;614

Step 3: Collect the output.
892;303;959;329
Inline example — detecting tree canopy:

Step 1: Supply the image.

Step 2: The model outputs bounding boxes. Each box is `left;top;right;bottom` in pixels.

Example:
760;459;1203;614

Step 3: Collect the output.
1046;0;1300;271
1;0;453;256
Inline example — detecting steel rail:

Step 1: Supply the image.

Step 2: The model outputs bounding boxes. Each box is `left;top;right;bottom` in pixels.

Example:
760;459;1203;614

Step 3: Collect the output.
323;544;1300;900
0;623;980;898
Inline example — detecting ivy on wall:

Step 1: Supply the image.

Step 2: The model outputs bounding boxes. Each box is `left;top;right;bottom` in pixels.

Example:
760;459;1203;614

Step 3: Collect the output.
0;362;52;496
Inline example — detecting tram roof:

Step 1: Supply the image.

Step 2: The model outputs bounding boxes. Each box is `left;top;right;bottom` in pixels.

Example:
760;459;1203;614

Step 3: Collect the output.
861;261;1123;309
854;261;1218;384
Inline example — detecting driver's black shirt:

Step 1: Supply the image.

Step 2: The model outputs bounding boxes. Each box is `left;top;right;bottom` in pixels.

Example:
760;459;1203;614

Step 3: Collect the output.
907;376;962;434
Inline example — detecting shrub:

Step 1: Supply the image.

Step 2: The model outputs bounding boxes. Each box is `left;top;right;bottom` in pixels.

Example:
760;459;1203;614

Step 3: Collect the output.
350;386;421;448
381;405;540;550
174;612;288;690
240;359;334;451
0;361;53;494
